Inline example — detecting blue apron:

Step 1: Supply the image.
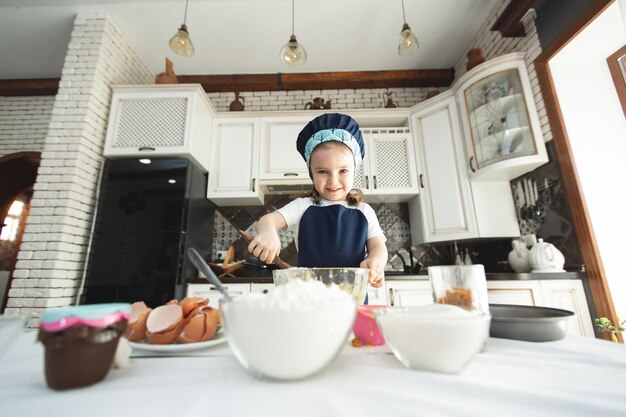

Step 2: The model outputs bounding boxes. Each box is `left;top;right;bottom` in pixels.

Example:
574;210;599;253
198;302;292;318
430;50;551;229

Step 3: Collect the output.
298;203;369;303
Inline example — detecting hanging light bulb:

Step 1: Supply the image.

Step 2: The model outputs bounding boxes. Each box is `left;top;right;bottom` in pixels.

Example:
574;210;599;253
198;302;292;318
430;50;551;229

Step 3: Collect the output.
169;0;195;57
279;0;307;65
398;0;418;56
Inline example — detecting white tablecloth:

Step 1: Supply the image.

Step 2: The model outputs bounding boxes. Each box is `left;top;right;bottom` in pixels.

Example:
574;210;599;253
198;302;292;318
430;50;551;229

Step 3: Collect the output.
1;331;625;417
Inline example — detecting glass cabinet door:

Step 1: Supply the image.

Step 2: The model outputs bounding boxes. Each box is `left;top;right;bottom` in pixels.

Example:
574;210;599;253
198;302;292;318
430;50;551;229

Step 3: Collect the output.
464;68;537;171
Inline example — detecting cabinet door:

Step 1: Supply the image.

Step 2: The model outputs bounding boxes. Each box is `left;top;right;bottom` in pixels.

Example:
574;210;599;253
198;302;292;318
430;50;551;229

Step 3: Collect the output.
456;53;548;180
487;280;544;306
259;118;309;180
365;129;419;200
104;85;213;172
367;284;388;306
387;280;434;307
539;280;595;337
186;283;251;308
207;118;264;205
250;283;275;295
409;93;478;243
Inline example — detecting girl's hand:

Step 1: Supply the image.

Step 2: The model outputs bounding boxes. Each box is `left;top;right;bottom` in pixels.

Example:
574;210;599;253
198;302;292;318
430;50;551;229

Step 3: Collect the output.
360;258;385;288
248;228;281;264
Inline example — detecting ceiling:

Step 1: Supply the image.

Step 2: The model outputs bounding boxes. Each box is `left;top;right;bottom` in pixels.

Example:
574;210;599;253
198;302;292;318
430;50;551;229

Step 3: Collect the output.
0;0;500;80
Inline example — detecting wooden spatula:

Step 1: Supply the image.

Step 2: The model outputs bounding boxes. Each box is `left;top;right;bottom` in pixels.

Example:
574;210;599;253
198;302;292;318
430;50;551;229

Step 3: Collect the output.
239;229;292;269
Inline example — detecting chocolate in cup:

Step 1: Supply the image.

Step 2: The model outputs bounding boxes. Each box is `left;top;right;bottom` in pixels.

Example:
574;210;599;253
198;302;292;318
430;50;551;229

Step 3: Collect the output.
37;303;130;390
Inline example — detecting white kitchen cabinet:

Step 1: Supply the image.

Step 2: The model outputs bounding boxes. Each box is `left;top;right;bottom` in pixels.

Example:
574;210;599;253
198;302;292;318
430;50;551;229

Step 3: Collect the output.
455;52;548;180
104;84;214;172
487;280;544;306
409;92;520;243
367;284;388;306
206;117;264;206
386;280;434;307
186;283;251;308
354;128;419;202
259;117;310;181
539;279;594;337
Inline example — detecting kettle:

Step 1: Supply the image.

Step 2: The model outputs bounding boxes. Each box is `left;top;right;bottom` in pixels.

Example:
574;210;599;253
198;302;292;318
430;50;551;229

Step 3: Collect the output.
507;239;531;273
528;238;565;272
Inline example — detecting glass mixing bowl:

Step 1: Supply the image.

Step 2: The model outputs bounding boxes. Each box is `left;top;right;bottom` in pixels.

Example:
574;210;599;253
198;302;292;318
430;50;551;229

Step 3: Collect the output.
273;267;368;304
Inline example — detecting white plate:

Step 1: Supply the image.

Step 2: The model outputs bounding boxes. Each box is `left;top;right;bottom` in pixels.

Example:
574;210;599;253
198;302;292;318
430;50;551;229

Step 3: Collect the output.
128;331;226;353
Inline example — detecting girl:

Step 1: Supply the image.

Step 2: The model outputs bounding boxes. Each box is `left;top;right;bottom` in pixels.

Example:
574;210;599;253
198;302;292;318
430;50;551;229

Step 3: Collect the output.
248;113;387;288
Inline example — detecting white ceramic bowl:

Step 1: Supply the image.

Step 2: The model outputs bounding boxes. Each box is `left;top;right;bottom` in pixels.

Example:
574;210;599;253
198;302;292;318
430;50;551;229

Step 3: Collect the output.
221;280;357;380
374;304;490;374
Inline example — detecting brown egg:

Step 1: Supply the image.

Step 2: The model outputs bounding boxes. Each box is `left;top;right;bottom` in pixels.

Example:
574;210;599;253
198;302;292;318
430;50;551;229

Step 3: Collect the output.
145;304;183;344
177;309;219;344
125;301;152;341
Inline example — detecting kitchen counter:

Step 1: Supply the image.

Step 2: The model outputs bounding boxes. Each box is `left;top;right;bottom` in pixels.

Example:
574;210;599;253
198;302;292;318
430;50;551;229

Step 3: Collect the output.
1;331;625;417
186;271;587;284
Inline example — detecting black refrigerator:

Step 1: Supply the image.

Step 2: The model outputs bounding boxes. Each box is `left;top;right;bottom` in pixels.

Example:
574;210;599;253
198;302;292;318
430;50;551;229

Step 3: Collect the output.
80;157;214;307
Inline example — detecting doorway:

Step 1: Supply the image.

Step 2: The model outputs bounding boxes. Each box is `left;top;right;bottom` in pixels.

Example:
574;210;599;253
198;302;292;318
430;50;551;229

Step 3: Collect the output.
0;152;40;312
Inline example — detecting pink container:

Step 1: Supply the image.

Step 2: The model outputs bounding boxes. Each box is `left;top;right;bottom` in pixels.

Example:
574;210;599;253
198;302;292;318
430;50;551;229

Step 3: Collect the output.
353;305;386;346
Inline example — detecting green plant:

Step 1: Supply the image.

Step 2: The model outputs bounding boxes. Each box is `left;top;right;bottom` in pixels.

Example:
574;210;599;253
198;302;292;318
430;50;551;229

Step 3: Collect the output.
594;317;625;342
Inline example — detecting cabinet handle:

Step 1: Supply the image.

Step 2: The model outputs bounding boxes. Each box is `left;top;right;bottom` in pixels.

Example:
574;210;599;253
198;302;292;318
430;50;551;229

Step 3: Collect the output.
389;289;395;306
251;178;256;192
138;146;156;152
419;174;424;188
373;175;378;189
469;156;476;173
283;172;298;177
365;176;369;189
262;289;269;294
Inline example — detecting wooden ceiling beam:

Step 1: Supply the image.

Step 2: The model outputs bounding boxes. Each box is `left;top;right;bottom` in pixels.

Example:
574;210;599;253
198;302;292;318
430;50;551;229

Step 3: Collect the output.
491;0;536;38
0;69;455;96
0;79;59;96
179;69;455;92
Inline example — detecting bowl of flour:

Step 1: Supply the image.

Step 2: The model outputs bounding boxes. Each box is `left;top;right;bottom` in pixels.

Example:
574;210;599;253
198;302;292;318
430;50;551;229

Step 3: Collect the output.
220;279;357;380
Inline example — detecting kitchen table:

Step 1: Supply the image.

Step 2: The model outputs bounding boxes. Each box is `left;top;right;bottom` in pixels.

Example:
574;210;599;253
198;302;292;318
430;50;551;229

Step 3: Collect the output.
1;331;625;417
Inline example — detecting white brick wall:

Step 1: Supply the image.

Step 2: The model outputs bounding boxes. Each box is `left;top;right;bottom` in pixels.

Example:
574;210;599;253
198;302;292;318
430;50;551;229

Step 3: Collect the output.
0;96;55;157
207;87;446;112
5;13;153;323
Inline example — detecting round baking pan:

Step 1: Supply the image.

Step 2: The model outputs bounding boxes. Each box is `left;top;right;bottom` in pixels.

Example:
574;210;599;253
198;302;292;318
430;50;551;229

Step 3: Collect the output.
489;304;575;342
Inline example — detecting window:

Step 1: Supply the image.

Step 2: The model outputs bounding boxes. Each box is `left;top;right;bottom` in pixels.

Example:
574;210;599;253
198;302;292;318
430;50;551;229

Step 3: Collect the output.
1;201;25;242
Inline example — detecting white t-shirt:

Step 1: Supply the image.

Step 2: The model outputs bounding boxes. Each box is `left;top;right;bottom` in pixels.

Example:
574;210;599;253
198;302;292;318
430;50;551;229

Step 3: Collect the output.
277;197;386;251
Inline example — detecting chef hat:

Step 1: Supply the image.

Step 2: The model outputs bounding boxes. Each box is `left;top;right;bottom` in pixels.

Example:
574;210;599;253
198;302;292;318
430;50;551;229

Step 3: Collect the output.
296;113;365;169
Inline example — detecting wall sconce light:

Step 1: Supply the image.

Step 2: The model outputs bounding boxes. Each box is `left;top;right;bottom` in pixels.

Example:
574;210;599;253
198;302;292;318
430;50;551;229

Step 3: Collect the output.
279;0;307;65
169;0;195;57
398;0;418;56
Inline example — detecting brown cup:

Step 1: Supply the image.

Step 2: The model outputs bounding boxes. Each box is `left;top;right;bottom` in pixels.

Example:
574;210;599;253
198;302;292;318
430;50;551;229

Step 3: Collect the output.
38;320;127;390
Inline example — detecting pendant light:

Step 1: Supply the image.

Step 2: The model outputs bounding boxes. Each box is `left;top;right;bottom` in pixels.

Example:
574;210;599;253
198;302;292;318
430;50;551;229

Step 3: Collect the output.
169;0;195;57
398;0;418;56
279;0;307;65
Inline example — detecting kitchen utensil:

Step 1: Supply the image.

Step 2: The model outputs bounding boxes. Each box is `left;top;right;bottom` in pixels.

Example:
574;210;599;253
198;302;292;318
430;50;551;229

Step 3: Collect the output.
238;230;292;269
187;248;233;302
353;305;386;346
206;244;245;277
273;267;368;304
374;304;490;374
489;304;574;342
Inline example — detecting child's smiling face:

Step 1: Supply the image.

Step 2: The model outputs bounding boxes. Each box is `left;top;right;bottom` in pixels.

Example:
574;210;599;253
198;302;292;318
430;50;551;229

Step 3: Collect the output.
309;142;355;202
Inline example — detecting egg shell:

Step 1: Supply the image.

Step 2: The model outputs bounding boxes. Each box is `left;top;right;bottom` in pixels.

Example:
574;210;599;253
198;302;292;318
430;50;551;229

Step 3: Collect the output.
145;304;183;344
125;301;152;341
179;297;209;325
203;306;221;325
178;310;219;344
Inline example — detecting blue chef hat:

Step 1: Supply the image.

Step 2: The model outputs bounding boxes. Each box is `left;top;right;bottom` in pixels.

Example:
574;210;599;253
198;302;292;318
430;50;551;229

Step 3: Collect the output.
296;113;365;169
